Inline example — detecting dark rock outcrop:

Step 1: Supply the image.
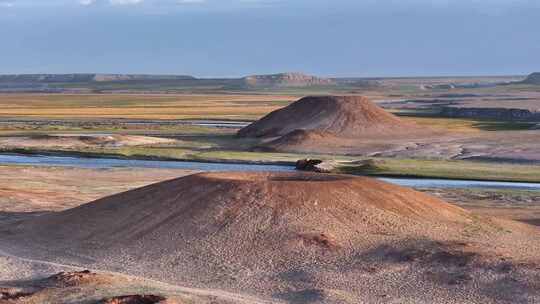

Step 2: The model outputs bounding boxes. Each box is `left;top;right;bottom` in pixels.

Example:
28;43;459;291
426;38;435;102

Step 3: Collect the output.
523;72;540;85
295;159;337;173
99;295;169;304
440;107;540;121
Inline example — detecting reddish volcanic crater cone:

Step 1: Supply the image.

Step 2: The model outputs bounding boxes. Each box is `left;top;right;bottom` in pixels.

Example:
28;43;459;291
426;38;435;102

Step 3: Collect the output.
13;172;471;248
3;172;539;302
5;172;473;274
237;95;423;138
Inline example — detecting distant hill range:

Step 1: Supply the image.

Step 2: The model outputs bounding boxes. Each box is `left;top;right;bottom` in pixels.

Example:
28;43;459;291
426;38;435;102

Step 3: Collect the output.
523;72;540;85
0;72;380;92
0;73;530;93
0;74;195;83
242;72;335;88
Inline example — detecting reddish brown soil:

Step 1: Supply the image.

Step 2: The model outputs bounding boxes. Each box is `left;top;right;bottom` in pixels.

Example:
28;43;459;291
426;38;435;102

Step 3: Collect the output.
238;95;440;153
3;172;540;303
0;288;34;301
14;172;473;247
260;129;330;148
100;295;169;304
0;271;122;303
47;270;112;287
0;166;193;213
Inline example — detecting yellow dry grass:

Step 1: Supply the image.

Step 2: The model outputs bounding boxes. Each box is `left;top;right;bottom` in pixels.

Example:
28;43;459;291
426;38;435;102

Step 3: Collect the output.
0;94;295;120
402;116;483;133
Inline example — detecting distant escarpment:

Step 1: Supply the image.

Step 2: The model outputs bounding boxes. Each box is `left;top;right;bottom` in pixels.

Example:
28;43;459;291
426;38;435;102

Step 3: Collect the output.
0;74;196;83
440;107;540;121
523;72;540;85
0;72;382;93
242;72;334;88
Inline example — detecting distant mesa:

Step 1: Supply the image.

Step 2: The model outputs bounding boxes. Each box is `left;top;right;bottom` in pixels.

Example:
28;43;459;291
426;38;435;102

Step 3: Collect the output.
523;72;540;85
242;72;334;88
91;74;196;82
0;74;196;83
0;72;381;93
238;95;421;138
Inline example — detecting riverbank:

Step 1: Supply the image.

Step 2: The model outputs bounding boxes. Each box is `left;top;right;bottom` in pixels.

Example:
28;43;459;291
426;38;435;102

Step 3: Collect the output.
336;158;540;183
1;165;537;231
2;147;540;183
3;152;540;189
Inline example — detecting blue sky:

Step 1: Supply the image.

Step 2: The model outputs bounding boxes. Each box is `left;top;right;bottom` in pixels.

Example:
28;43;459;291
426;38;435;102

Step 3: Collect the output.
1;0;539;77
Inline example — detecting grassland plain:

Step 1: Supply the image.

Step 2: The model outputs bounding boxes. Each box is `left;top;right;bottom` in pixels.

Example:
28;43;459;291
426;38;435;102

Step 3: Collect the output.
1;93;536;133
4;144;540;182
1;92;540;182
0;94;295;120
337;158;540;183
2;86;540;303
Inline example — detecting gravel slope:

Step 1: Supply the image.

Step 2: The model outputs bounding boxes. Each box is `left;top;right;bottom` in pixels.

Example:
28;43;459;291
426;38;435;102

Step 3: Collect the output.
2;172;540;303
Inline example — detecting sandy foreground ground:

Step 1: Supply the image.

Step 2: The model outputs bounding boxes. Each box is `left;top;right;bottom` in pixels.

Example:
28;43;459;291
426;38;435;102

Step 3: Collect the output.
0;165;194;213
0;248;275;304
0;134;177;150
1;166;540;304
0;166;279;304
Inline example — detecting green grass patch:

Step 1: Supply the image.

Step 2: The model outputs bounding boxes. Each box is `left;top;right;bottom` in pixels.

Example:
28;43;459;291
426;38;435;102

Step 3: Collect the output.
471;121;537;131
400;112;538;132
3;143;540;183
336;158;540;183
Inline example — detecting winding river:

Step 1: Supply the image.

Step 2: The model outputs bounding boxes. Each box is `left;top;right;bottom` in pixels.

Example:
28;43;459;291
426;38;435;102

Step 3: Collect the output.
1;153;540;191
